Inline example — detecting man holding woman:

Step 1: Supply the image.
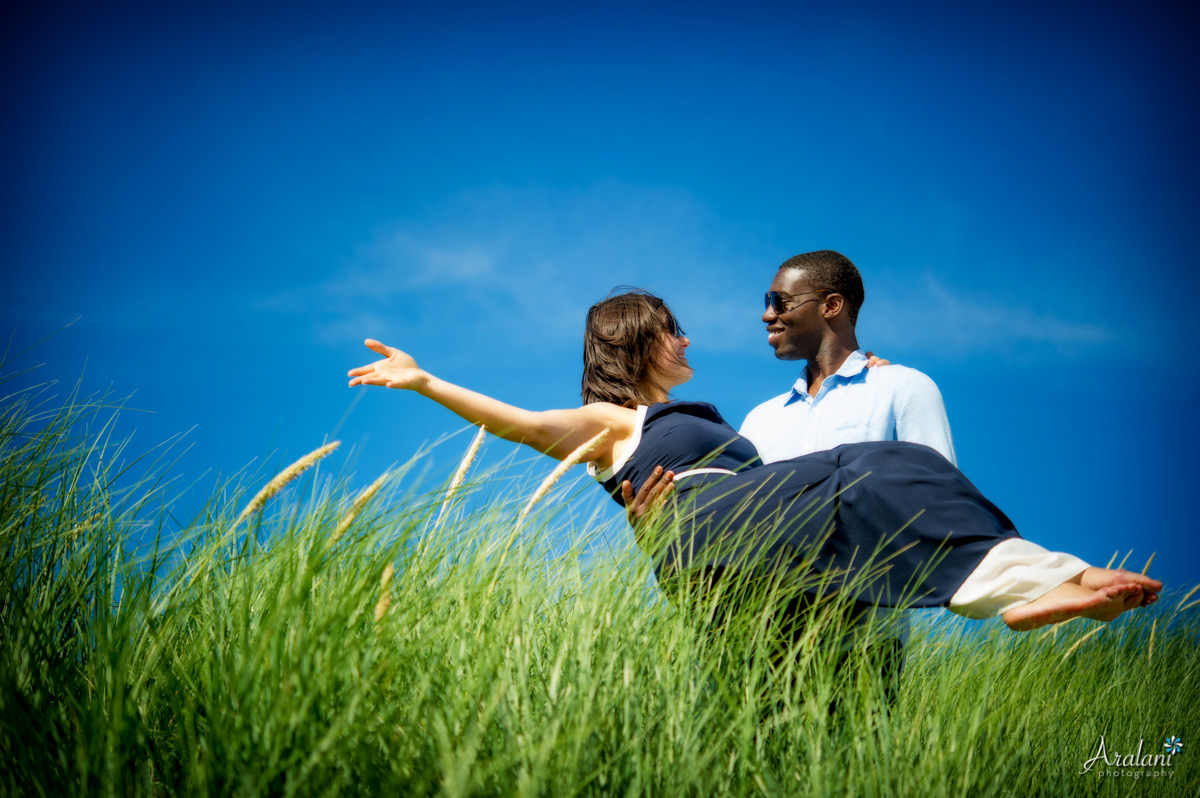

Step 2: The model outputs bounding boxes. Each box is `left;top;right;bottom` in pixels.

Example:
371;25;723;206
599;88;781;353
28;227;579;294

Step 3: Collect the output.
624;249;955;700
347;275;1160;633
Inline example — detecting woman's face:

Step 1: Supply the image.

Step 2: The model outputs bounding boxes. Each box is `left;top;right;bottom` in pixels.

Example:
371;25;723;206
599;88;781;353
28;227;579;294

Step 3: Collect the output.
652;317;692;389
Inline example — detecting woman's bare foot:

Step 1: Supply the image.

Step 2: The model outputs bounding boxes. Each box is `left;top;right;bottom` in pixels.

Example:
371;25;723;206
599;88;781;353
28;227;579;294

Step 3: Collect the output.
1078;567;1163;607
1002;583;1145;631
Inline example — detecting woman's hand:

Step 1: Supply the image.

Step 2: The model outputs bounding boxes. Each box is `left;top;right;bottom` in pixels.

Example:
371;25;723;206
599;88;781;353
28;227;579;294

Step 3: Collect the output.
347;339;427;391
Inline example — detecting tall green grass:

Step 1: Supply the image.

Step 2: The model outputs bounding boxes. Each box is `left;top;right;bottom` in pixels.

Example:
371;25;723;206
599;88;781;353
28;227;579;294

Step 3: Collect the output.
2;378;1198;796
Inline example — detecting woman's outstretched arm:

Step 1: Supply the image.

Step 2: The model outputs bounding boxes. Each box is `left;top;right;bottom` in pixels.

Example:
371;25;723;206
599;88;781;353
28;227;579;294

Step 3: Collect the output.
347;339;633;463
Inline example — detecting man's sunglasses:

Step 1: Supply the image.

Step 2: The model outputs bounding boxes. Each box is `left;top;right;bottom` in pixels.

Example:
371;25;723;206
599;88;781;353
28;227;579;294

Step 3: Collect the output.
764;289;827;315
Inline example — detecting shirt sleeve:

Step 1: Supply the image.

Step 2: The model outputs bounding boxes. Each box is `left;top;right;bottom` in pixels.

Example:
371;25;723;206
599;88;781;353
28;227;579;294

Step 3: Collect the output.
895;371;957;465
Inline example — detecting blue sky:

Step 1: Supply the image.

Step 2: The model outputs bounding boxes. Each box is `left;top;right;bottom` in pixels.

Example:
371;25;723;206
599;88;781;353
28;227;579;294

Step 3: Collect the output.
3;2;1197;587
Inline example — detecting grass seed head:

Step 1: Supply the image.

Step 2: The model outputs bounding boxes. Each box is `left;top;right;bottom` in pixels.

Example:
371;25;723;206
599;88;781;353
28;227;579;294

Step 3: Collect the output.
517;428;609;527
435;425;486;528
374;562;395;622
332;470;390;544
234;441;340;529
1176;582;1200;614
491;428;612;595
69;512;103;541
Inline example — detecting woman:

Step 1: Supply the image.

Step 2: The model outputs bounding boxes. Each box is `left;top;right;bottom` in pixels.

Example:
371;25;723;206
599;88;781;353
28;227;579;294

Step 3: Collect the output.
348;290;1160;630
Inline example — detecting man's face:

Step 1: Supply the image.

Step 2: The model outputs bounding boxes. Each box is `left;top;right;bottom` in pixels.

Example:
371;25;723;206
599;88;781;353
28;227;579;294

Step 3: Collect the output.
763;268;824;361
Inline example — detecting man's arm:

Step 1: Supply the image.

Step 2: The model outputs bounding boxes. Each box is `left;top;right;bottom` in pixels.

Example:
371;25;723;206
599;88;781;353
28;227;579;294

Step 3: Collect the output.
895;371;957;465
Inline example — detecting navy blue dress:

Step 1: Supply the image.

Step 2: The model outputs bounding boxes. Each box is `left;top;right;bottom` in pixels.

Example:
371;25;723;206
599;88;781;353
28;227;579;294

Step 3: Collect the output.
594;401;1020;608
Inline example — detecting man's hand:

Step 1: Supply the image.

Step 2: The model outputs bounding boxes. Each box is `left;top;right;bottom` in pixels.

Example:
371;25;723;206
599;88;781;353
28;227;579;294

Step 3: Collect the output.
622;466;676;529
863;351;891;368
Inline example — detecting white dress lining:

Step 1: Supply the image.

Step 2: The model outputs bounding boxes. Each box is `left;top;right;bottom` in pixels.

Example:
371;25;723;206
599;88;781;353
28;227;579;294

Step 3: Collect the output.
949;538;1090;618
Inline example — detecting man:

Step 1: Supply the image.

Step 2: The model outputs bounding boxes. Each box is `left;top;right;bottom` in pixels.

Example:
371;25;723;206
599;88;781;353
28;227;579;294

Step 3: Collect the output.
741;249;954;464
625;249;955;705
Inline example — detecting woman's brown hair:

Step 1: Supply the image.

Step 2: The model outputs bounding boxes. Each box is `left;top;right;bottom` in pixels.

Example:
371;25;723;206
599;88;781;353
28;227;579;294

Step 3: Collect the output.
581;289;684;407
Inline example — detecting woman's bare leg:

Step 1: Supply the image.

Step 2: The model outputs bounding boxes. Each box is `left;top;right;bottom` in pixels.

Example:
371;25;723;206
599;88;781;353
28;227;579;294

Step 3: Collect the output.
1001;582;1147;631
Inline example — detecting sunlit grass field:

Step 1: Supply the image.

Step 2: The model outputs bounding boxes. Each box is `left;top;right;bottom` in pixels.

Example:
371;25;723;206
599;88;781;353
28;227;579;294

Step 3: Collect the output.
3;374;1198;797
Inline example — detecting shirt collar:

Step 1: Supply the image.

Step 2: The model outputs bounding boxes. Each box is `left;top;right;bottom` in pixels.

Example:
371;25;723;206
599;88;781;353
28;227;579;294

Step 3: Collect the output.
834;349;869;380
789;349;869;400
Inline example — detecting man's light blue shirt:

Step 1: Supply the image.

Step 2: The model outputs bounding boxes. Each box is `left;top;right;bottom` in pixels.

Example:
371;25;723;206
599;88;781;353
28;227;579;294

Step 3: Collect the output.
737;350;955;649
739;349;956;466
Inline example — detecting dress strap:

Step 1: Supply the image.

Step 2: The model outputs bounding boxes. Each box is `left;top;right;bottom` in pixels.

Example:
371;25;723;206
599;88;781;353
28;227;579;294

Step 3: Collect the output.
672;467;737;480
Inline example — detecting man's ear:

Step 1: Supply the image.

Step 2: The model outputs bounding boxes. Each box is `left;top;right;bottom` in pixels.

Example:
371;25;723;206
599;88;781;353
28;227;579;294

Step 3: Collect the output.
821;292;845;319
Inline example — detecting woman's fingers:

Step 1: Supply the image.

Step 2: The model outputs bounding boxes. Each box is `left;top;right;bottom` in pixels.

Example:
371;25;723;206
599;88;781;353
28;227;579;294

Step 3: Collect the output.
624;467;675;526
638;469;675;506
349;367;392;387
364;338;394;357
350;342;418;390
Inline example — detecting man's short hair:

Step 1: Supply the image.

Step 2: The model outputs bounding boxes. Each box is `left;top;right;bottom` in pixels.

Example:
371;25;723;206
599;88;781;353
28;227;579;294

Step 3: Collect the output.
778;250;865;325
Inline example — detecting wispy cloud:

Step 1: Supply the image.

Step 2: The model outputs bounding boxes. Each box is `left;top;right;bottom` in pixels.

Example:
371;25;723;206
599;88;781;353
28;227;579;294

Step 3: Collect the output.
255;182;755;355
255;185;1133;369
859;272;1119;363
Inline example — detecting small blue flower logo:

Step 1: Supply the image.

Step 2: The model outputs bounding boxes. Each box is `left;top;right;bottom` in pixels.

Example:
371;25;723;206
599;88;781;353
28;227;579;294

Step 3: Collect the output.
1164;736;1183;755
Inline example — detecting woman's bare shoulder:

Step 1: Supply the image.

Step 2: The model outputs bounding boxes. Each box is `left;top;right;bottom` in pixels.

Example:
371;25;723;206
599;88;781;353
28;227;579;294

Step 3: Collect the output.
578;401;639;425
575;403;640;470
